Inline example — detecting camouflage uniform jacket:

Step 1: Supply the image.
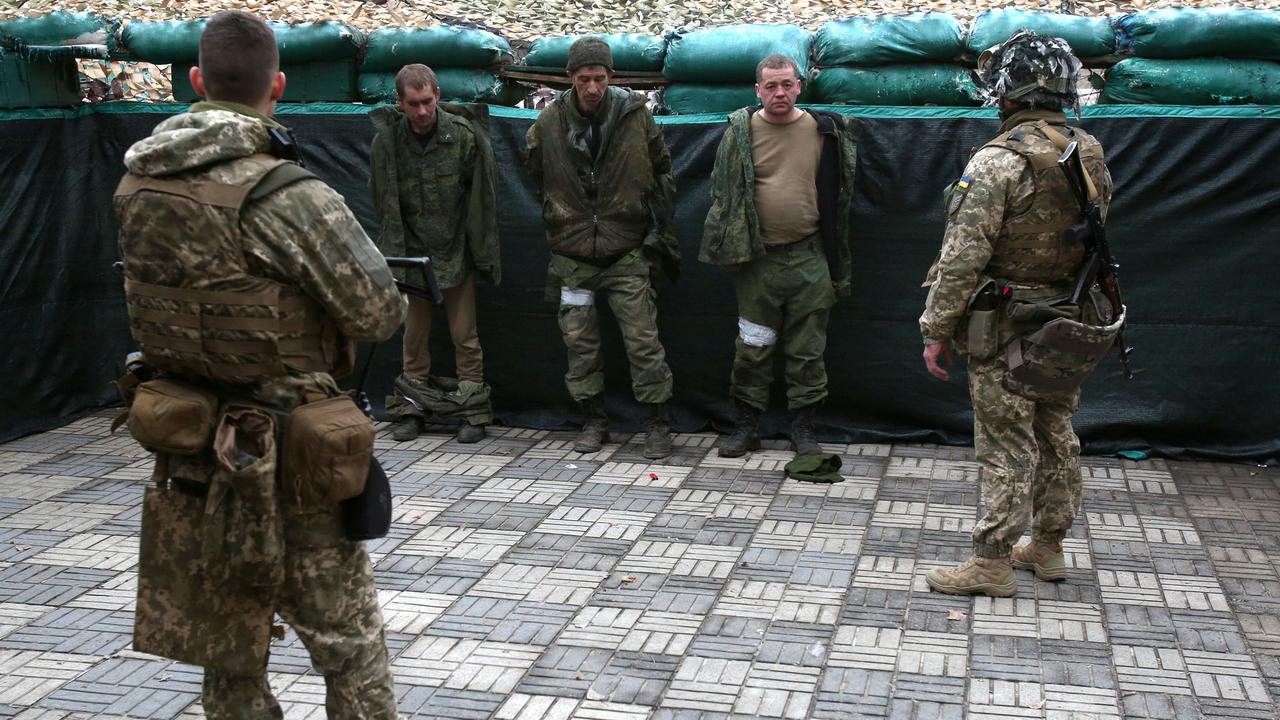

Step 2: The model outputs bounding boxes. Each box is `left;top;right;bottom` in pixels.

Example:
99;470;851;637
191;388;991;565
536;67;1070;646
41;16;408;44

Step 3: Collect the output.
369;105;500;288
700;107;859;297
524;86;679;289
920;109;1112;344
120;101;406;467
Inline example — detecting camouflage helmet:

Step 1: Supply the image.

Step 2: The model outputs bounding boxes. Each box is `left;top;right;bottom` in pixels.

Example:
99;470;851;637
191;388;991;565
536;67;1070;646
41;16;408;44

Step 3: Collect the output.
976;29;1082;109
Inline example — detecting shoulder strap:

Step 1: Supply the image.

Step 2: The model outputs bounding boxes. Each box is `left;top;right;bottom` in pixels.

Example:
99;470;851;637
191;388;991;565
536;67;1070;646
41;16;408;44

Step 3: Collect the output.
1033;121;1099;203
247;162;316;203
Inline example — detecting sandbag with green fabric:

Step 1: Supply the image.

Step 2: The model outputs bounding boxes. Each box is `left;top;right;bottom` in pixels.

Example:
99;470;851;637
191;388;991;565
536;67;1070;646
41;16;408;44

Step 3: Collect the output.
358;68;524;105
362;26;512;73
967;9;1115;59
1116;8;1280;59
810;64;981;105
123;20;363;64
0;10;119;52
173;60;359;102
659;82;815;115
814;13;964;66
525;33;666;71
664;24;811;82
1102;57;1280;105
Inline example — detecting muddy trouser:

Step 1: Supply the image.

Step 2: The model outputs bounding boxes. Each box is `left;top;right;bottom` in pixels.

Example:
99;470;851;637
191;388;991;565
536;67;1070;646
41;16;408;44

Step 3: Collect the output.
403;274;483;382
201;505;397;719
729;239;836;412
968;355;1083;559
558;272;673;404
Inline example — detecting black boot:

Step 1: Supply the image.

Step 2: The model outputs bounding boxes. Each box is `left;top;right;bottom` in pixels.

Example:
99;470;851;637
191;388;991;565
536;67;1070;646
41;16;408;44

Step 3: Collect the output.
574;394;609;453
456;422;486;444
717;401;761;458
790;404;822;456
390;416;422;442
642;402;673;460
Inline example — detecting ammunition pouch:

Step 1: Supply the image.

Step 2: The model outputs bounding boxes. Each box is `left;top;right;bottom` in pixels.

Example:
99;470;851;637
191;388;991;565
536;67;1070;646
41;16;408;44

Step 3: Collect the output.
963;277;1003;360
206;405;284;590
281;395;375;505
385;375;494;426
1004;305;1125;402
126;379;219;455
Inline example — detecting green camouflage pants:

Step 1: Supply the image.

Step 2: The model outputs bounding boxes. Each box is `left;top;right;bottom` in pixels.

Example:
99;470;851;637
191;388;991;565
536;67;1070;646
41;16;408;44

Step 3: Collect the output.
202;507;397;719
558;272;673;403
730;241;836;412
968;355;1083;559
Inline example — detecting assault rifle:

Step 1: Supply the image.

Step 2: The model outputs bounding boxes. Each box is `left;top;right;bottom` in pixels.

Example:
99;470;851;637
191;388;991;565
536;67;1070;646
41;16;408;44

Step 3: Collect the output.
385;255;444;305
1058;141;1133;380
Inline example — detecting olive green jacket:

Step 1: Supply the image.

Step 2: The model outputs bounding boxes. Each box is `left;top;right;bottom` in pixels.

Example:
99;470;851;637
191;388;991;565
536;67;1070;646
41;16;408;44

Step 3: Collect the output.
369;104;500;288
700;107;859;296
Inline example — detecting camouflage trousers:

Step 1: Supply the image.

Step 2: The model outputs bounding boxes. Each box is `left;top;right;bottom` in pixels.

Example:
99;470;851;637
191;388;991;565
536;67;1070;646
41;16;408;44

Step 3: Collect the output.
730;240;835;412
558;272;673;404
202;507;397;719
968;355;1083;559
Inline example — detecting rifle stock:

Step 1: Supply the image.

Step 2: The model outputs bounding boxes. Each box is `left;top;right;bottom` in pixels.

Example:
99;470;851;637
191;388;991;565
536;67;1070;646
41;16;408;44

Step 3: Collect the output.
384;256;445;305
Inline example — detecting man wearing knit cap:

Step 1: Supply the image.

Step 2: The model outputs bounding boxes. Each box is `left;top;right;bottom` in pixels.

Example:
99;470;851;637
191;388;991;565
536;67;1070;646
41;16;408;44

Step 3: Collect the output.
525;36;680;459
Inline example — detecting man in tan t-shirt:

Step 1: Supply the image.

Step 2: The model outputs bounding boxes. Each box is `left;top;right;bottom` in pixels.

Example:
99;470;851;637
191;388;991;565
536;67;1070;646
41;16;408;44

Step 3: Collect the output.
700;54;859;458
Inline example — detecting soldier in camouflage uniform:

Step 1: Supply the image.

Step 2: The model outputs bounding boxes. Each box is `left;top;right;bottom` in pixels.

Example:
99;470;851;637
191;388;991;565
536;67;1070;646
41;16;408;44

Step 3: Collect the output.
524;37;679;459
920;31;1116;597
700;54;858;459
370;63;501;444
114;12;402;716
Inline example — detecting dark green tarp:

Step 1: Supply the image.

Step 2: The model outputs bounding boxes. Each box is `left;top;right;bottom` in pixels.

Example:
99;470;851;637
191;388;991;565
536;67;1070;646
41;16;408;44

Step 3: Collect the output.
2;103;1279;463
1103;58;1280;105
967;9;1115;59
361;26;512;73
810;65;980;106
664;24;811;82
1116;9;1280;60
525;33;666;72
813;13;964;67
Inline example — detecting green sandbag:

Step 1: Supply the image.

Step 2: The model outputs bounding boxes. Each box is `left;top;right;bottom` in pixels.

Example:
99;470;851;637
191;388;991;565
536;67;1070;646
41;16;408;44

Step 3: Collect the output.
1101;58;1280;105
173;60;358;103
967;9;1115;59
362;26;512;73
659;82;817;114
814;13;964;67
0;53;79;109
664;24;811;83
811;65;981;105
0;11;119;52
1116;9;1280;60
123;20;363;64
524;33;665;71
358;69;524;105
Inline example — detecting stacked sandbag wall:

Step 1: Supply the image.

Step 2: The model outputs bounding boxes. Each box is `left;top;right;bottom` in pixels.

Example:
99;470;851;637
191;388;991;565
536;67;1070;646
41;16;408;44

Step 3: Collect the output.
658;24;812;114
523;32;666;73
0;11;118;108
358;26;523;106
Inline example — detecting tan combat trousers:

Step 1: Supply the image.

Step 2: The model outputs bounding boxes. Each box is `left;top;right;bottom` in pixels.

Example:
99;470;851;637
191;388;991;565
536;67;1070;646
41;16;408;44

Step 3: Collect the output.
403;274;484;382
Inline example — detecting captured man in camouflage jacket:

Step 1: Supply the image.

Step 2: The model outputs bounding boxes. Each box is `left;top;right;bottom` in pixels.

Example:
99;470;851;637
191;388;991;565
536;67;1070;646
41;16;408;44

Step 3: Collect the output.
370;63;501;444
524;37;680;459
700;54;858;459
920;31;1120;597
114;12;403;716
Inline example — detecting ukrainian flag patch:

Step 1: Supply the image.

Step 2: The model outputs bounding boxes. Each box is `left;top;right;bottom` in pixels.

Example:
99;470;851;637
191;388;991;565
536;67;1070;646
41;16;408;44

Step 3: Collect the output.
957;176;972;190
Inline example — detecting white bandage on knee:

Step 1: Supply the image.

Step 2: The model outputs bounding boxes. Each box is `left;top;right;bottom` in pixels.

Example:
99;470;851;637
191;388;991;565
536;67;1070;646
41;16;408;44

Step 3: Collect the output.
560;287;595;306
738;317;777;347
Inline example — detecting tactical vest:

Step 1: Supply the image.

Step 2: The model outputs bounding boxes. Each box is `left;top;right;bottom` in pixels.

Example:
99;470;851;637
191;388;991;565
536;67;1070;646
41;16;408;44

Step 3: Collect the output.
115;154;351;384
983;120;1107;284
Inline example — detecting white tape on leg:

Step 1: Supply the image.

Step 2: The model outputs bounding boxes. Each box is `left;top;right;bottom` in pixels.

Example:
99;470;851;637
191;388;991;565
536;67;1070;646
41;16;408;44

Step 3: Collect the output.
738;317;777;347
560;287;595;306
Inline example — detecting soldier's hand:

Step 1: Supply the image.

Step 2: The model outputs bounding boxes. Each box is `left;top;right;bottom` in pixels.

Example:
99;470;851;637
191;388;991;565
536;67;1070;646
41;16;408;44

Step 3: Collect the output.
923;341;952;382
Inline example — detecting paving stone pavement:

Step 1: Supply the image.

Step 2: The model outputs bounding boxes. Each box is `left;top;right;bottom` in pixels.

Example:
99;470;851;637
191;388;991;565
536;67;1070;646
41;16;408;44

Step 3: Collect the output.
1;410;1278;719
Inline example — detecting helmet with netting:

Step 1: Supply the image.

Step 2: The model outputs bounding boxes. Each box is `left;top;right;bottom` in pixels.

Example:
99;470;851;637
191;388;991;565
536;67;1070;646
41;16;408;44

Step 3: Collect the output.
976;29;1082;110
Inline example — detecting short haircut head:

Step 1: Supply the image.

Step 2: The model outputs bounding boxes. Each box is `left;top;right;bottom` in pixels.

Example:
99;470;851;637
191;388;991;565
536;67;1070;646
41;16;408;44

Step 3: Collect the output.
198;11;279;105
755;54;800;83
396;63;439;97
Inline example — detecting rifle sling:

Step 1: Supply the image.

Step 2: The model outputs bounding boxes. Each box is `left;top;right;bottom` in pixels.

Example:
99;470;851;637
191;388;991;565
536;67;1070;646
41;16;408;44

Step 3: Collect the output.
1034;121;1099;203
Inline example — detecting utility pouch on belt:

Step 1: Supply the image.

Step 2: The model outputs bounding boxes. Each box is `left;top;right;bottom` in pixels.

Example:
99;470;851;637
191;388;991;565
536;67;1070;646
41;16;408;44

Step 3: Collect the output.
126;379;219;455
205;405;284;589
342;456;393;541
965;278;1003;360
281;395;374;504
1004;308;1126;402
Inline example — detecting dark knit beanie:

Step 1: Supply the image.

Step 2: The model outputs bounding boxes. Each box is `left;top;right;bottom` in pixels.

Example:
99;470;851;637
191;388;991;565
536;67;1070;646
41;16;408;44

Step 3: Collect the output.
567;36;613;73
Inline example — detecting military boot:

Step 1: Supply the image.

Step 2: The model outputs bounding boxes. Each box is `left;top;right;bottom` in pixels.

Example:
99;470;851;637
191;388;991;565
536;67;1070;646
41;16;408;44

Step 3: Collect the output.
390;417;422;442
574;394;609;453
1012;539;1067;581
717;401;761;458
789;404;822;456
456;423;486;444
642;403;673;460
926;556;1016;597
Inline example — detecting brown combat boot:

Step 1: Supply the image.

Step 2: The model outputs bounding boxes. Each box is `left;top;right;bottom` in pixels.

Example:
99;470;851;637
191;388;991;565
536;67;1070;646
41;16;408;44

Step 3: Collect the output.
926;556;1016;597
642;403;673;460
717;401;761;458
390;417;422;442
789;404;822;456
1012;540;1067;581
574;394;609;453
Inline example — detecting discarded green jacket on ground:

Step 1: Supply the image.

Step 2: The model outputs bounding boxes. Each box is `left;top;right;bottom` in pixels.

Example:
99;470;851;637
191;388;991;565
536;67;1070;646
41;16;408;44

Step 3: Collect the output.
813;13;964;66
369;104;500;288
810;65;981;106
967;9;1115;59
362;26;513;73
525;33;666;71
664;24;811;82
385;375;494;425
1116;8;1280;59
785;453;843;483
1102;58;1280;105
700;107;857;296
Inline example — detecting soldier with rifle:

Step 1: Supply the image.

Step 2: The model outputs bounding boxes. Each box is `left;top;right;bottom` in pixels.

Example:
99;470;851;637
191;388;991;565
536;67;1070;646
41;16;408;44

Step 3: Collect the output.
918;30;1129;598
